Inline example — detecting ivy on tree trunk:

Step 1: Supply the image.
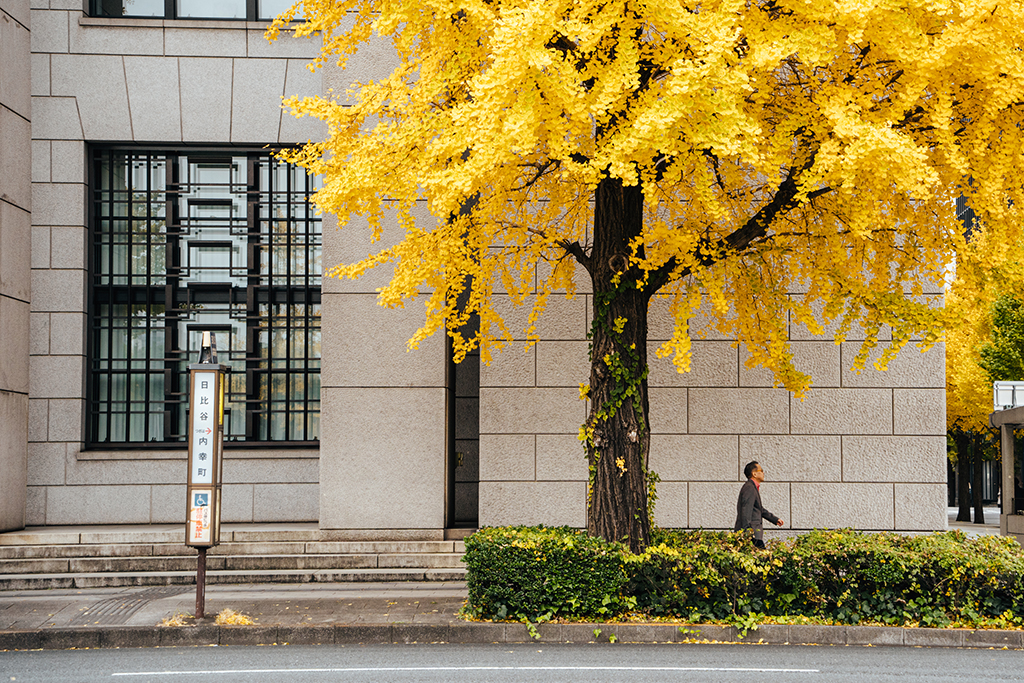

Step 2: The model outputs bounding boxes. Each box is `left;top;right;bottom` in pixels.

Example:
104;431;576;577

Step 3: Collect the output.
577;178;656;554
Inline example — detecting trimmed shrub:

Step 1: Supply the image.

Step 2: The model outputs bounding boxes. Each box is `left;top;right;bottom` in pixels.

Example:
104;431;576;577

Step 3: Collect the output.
463;526;1024;627
773;529;1024;626
462;526;628;621
628;529;777;621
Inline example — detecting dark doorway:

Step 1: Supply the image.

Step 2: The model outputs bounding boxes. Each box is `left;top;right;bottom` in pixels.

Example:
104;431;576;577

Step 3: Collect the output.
446;321;479;529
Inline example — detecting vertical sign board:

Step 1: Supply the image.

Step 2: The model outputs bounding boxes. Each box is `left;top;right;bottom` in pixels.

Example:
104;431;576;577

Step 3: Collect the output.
186;364;226;547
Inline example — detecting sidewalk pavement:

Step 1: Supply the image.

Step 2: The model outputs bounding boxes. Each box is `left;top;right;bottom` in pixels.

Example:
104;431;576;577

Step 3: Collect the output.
1;581;1023;651
0;511;1016;651
947;506;1001;536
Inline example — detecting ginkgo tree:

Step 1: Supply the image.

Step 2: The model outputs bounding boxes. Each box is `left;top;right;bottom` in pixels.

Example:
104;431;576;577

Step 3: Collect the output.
945;264;996;524
270;0;1024;552
946;232;1024;524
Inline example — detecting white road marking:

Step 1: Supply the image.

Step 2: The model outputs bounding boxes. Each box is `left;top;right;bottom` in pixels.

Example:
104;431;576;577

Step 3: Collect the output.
113;665;820;676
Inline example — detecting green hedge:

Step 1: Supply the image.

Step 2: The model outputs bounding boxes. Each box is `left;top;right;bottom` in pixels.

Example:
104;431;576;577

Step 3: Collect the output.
462;526;629;621
462;527;1024;628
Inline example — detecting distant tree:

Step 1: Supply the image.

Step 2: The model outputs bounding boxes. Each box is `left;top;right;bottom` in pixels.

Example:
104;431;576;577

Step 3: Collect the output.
947;284;1024;523
272;0;1024;551
980;296;1024;386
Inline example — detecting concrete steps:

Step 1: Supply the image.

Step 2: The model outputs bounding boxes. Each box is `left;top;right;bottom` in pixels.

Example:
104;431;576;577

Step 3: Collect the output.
0;552;465;574
0;524;471;590
0;568;467;590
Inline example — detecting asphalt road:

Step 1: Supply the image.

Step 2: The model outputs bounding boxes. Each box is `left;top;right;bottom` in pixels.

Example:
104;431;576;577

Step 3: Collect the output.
2;642;1023;683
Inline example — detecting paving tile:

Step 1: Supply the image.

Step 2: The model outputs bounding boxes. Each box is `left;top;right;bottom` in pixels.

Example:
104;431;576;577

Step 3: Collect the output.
354;614;393;623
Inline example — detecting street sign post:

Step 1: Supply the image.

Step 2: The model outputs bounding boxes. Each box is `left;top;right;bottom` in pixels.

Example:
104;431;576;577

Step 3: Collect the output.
185;332;226;619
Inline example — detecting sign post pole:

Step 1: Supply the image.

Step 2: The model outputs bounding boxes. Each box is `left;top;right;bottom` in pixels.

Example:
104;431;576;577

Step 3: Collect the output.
185;331;226;620
196;547;207;618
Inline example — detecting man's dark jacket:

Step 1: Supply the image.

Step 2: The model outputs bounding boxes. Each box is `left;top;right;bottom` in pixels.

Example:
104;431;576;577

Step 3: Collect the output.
734;479;779;543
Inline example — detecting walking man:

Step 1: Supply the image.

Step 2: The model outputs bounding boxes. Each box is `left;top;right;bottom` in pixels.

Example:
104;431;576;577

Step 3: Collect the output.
735;460;784;549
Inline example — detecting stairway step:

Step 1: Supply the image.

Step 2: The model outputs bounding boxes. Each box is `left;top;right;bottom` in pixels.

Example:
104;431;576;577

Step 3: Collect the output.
0;524;322;547
0;558;71;574
377;554;464;569
0;541;467;560
1;552;464;575
0;544;161;560
310;541;458;554
0;567;467;591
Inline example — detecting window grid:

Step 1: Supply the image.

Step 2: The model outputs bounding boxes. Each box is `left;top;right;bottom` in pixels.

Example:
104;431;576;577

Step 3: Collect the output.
88;149;321;447
90;0;295;21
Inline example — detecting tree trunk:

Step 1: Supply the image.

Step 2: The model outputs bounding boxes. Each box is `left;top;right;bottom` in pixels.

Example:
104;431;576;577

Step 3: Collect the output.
955;430;972;523
947;457;956;506
583;177;653;554
972;432;985;525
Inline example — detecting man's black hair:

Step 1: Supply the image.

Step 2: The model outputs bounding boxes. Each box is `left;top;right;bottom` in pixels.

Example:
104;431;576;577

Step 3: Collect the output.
743;460;760;480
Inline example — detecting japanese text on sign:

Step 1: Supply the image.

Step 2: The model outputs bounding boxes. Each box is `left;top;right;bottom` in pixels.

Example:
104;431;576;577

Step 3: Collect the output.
191;374;216;484
189;489;212;544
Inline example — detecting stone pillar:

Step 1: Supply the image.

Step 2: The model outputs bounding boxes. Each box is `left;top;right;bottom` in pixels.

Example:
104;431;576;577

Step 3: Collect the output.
1001;424;1014;535
0;0;31;531
318;209;449;540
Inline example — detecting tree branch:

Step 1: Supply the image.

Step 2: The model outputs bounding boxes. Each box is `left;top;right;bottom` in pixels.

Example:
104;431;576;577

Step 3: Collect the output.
513;159;560;191
558;240;593;273
643;150;829;296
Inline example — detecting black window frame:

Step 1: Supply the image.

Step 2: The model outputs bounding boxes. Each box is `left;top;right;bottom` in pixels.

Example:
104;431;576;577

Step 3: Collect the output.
88;0;295;22
86;145;322;450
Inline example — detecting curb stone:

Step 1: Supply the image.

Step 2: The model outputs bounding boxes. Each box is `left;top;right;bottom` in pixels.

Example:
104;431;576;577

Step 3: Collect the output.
335;625;391;644
905;627;964;648
2;622;1024;650
277;624;334;645
788;624;839;645
846;625;903;646
965;629;1024;649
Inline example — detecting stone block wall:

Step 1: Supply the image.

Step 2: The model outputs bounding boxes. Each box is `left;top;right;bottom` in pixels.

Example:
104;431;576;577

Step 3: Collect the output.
25;8;328;525
0;0;31;531
478;288;592;527
480;277;948;532
318;199;450;540
15;3;950;534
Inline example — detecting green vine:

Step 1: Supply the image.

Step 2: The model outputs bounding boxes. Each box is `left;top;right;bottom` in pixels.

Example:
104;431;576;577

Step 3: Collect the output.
580;278;658;528
646;468;661;531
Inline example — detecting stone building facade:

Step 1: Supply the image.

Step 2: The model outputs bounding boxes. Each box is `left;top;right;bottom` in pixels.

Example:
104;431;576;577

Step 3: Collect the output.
0;0;947;536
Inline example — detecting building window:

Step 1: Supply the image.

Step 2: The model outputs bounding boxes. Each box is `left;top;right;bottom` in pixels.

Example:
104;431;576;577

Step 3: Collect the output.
88;149;321;447
90;0;297;21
